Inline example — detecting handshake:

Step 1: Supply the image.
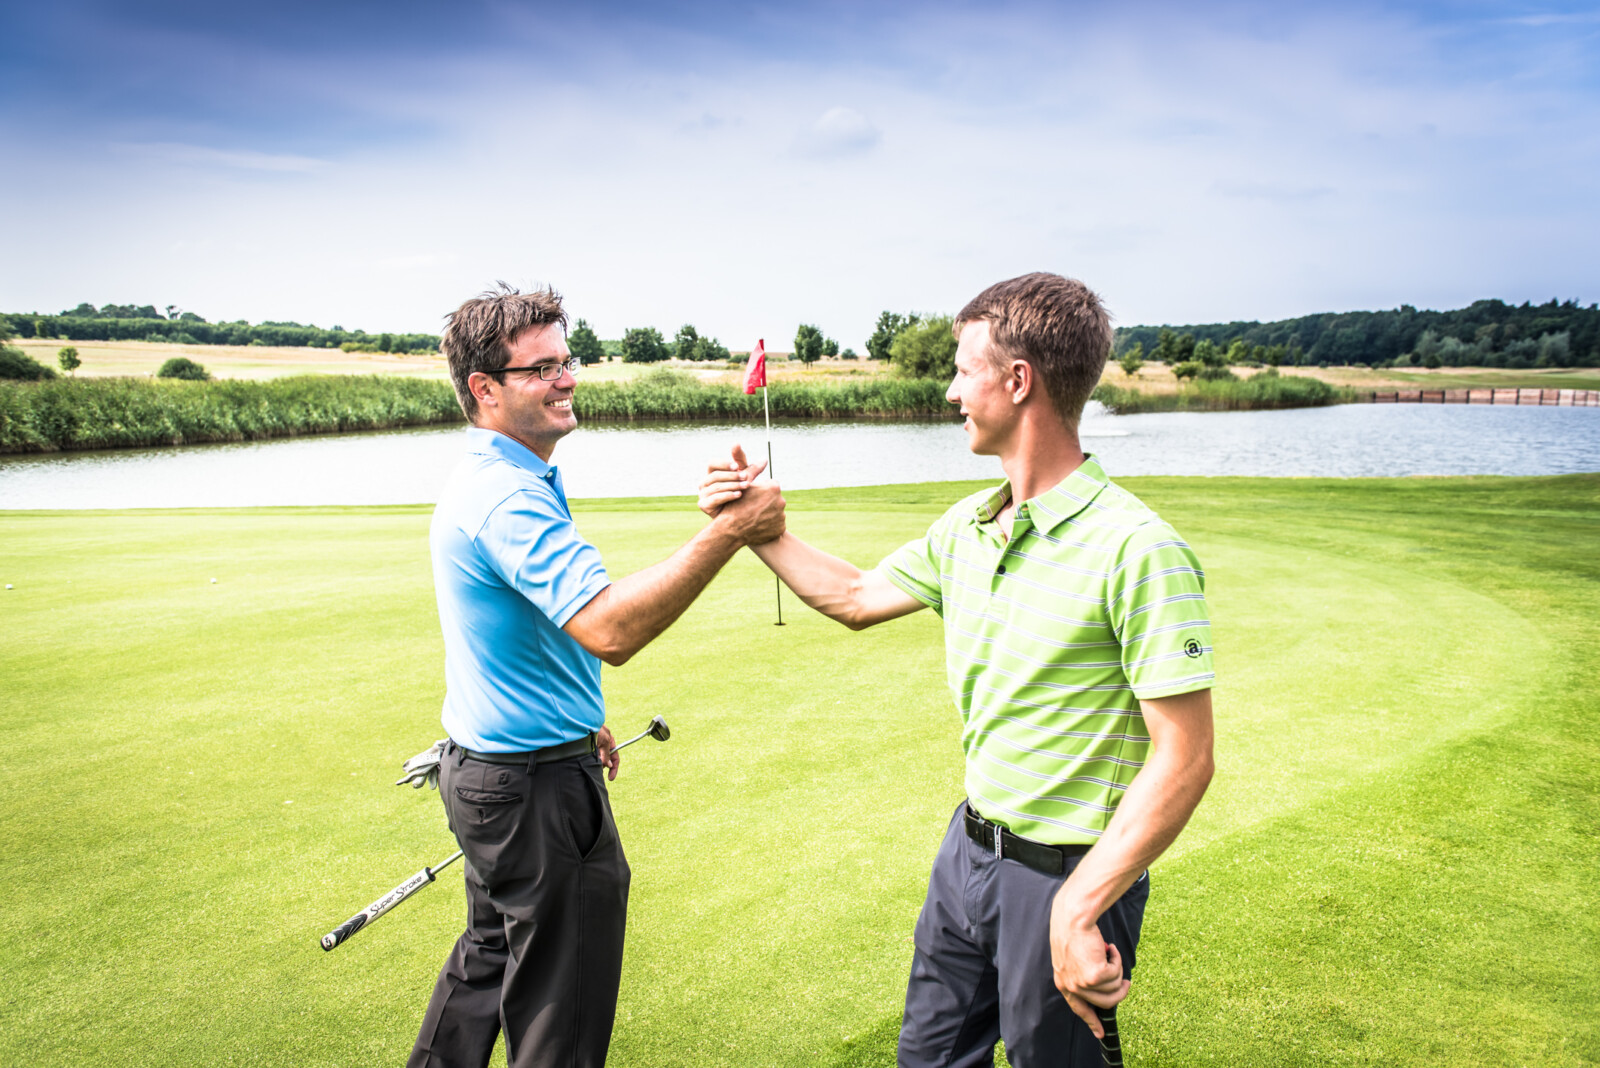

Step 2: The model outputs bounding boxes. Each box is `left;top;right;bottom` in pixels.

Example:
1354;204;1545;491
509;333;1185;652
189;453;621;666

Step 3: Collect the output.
697;443;787;547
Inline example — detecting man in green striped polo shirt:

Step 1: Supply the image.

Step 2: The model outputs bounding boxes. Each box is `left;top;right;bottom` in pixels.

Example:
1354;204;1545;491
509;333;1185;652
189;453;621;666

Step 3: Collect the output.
699;273;1216;1067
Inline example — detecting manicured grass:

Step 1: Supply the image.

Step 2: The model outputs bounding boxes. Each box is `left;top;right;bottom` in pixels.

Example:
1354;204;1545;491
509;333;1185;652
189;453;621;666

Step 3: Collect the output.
0;476;1596;1066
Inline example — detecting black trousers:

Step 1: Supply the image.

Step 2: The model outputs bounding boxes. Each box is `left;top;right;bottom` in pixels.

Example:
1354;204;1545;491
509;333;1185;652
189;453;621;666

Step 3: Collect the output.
409;743;631;1068
898;803;1149;1068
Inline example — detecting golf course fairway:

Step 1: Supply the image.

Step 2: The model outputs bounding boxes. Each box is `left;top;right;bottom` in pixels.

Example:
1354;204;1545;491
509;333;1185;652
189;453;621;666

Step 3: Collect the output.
1;474;1596;1066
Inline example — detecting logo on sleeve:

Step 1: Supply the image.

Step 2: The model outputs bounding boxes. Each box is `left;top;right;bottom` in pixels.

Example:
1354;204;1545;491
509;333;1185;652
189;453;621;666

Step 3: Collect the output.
1183;638;1203;658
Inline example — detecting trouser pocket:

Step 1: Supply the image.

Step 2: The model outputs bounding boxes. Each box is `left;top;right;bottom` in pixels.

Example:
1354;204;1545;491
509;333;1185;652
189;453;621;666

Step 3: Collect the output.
559;759;609;860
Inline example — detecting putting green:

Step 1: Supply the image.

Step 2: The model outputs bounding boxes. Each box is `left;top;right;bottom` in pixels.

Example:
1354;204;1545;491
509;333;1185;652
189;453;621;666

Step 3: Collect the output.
0;475;1593;1066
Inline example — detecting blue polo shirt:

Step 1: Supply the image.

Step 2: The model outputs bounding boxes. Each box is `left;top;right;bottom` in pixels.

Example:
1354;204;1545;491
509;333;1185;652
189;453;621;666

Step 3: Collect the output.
430;427;612;752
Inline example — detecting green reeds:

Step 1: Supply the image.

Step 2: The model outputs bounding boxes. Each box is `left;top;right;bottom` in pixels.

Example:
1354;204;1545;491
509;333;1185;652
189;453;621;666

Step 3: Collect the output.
572;369;952;420
1092;372;1352;414
0;375;463;453
0;371;956;453
0;369;1355;454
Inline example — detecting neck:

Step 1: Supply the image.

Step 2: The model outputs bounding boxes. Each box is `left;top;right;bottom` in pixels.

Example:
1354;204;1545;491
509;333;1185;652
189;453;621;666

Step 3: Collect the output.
997;411;1085;504
477;418;558;463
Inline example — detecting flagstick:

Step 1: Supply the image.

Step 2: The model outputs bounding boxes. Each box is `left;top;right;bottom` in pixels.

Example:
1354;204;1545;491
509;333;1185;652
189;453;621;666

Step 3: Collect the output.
763;383;784;626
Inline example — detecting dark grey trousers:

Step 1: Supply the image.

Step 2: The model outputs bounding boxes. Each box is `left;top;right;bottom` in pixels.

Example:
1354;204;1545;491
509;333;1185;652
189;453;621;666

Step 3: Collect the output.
408;743;630;1068
898;803;1149;1068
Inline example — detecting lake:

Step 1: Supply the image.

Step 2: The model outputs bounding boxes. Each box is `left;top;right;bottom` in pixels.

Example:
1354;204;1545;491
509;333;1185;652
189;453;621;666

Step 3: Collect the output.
1;402;1596;510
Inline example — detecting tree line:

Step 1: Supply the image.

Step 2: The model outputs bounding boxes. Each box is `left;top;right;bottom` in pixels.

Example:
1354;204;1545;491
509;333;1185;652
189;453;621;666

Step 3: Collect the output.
1113;298;1599;369
16;296;1593;377
568;321;738;365
2;303;442;354
574;320;859;366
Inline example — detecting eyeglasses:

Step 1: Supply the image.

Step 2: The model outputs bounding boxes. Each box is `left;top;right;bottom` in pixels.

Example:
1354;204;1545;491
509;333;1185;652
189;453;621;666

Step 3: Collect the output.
483;357;583;382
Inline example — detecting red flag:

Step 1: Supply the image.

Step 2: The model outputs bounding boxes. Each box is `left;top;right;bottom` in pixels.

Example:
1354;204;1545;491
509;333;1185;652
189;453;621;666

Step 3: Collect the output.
742;339;767;394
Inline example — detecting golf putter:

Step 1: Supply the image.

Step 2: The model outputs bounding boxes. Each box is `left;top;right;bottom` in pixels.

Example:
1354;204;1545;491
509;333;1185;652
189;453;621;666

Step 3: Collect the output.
320;849;463;951
1097;1006;1122;1067
324;719;668;952
611;715;670;752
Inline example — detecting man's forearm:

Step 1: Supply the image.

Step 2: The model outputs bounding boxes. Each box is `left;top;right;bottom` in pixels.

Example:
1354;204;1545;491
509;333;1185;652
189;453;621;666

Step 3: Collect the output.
568;520;745;665
750;533;924;630
749;534;867;624
1057;749;1211;925
1057;693;1215;927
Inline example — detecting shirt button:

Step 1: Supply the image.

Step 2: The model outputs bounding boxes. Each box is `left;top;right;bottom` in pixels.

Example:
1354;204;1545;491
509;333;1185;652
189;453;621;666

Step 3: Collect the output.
997;564;1007;575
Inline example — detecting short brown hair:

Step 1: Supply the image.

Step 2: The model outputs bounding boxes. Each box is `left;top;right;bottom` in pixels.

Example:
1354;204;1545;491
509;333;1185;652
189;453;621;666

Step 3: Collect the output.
441;283;568;422
955;272;1112;427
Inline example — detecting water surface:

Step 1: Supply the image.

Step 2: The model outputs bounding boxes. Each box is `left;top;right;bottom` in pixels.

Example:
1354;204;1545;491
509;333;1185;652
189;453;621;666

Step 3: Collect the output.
1;403;1595;510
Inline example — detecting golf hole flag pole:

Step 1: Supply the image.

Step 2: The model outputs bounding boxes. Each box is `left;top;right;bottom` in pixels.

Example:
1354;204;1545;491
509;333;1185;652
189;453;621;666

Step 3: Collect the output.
743;340;782;625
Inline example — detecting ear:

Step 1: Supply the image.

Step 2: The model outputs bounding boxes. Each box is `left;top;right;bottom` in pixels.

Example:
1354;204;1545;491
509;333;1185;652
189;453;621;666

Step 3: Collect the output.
1005;359;1034;405
467;371;498;410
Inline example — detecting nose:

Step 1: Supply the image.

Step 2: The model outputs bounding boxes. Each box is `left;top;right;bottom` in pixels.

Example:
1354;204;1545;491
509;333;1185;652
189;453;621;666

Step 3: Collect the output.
945;376;961;405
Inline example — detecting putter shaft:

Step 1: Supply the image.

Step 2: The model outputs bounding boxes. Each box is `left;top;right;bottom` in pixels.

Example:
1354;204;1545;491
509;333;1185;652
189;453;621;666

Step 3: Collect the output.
320;850;463;952
610;716;669;752
612;729;651;751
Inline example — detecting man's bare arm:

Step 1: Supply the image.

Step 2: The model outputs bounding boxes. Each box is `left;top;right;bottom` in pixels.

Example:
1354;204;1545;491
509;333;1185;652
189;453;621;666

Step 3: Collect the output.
697;448;923;629
747;534;924;630
1049;688;1215;1030
564;479;785;666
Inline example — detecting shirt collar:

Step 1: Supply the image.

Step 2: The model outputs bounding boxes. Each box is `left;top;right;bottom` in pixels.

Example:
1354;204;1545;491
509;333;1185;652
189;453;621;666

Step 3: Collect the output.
972;454;1110;534
465;426;559;482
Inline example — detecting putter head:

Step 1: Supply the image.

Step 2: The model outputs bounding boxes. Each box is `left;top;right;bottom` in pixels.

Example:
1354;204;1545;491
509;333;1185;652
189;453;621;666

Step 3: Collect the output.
647;715;670;742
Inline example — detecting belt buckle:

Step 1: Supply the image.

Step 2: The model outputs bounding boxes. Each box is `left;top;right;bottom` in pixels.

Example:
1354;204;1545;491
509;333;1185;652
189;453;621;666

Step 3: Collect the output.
993;822;1003;861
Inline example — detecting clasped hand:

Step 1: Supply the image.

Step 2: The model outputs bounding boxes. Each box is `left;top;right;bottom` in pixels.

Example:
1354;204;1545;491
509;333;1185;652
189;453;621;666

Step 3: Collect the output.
1049;890;1130;1039
699;443;784;544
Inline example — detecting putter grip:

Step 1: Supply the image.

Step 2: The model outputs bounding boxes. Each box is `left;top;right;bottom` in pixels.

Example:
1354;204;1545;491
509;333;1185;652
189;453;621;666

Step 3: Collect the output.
1097;1005;1122;1068
320;866;435;951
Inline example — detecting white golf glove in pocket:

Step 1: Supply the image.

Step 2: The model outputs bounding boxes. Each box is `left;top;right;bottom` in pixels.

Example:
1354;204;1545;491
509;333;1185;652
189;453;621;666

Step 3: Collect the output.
396;739;449;789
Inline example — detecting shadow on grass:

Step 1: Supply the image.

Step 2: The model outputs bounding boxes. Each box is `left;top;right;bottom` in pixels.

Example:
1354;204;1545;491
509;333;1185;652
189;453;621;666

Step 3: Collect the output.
822;1015;1011;1068
823;1015;901;1068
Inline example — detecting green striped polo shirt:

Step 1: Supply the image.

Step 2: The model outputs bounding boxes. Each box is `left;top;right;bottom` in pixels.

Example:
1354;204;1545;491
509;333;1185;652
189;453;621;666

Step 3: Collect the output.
878;455;1215;844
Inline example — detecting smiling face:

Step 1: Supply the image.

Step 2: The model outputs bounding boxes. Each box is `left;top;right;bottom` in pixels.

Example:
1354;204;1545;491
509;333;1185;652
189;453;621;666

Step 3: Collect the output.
470;322;576;460
946;320;1018;456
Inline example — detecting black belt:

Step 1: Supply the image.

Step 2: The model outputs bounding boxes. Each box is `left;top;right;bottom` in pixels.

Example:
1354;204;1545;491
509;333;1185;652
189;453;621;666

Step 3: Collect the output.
964;804;1092;876
459;733;596;767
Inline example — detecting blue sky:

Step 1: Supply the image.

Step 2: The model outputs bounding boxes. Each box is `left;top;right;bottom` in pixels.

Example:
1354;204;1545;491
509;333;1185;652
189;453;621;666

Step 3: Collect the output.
2;1;1597;345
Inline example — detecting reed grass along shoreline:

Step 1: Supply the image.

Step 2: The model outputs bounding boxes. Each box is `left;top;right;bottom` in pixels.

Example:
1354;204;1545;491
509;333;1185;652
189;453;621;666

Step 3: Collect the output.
3;369;1359;454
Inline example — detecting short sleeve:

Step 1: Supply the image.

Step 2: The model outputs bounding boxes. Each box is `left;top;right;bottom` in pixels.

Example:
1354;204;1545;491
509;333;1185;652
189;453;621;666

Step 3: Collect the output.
876;519;947;615
477;486;611;628
1107;522;1215;699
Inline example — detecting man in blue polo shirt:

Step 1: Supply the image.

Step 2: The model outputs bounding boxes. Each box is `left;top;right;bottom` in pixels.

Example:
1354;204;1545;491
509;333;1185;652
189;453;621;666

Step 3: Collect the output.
408;284;785;1068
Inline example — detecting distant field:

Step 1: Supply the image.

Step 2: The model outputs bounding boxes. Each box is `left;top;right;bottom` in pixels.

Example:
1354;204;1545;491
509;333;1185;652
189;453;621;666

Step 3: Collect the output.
1104;362;1600;394
1370;366;1600;390
14;338;452;380
12;338;892;385
1;476;1596;1066
18;337;1596;400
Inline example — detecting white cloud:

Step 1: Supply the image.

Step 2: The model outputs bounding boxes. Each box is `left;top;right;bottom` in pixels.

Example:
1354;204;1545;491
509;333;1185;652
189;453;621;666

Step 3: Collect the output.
1499;11;1600;27
795;106;881;157
3;6;1596;344
112;142;329;173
